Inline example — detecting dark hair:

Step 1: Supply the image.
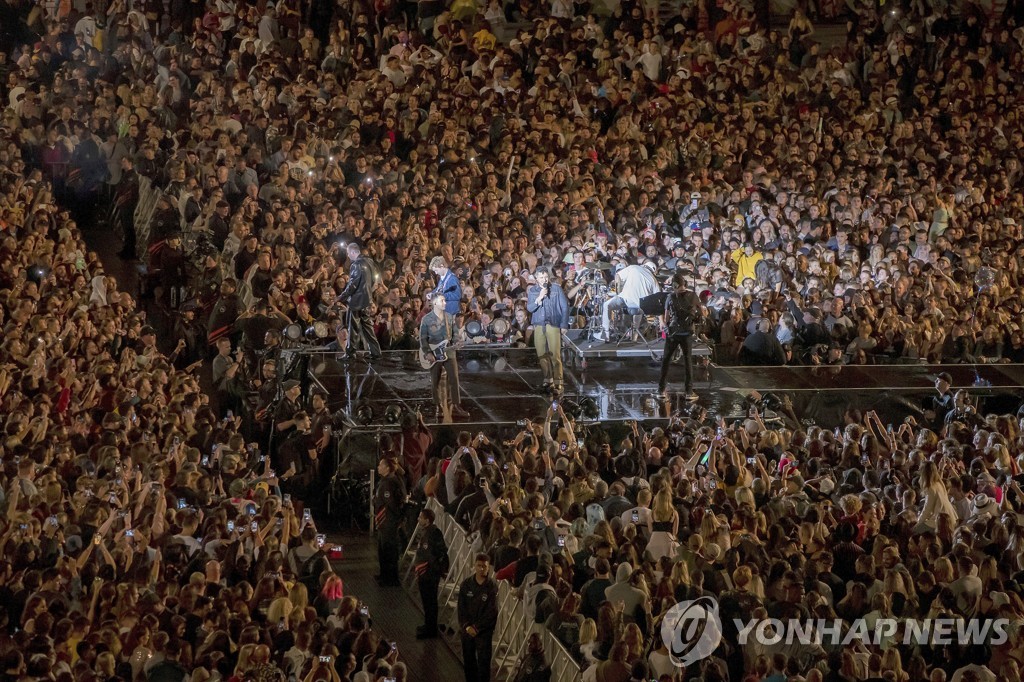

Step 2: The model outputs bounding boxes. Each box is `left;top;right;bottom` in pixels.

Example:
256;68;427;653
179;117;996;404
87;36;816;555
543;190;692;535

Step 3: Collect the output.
421;508;435;524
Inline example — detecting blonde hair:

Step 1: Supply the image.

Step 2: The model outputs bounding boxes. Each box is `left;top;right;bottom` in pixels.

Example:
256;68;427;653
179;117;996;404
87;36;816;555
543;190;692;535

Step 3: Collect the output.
579;618;597;645
267;597;293;626
289;583;309;611
735;487;755;508
652;488;674;521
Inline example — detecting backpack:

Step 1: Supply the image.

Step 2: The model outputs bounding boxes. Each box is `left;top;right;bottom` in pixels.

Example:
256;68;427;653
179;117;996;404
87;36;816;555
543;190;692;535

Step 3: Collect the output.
525;579;558;624
298;550;329;594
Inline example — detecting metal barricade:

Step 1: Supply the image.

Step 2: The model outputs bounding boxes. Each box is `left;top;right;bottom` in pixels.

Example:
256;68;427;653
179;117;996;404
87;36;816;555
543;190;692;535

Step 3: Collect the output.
400;499;476;652
133;175;161;257
542;628;583;682
493;580;534;680
400;499;583;682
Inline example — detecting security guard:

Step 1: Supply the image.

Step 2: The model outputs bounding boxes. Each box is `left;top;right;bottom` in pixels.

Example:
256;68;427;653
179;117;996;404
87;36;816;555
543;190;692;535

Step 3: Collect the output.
458;554;499;682
373;457;407;586
414;508;449;639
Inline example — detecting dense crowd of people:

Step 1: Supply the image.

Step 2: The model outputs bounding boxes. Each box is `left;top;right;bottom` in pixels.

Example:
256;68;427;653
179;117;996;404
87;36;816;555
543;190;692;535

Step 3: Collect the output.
3;0;1023;373
3;0;1024;678
425;396;1024;682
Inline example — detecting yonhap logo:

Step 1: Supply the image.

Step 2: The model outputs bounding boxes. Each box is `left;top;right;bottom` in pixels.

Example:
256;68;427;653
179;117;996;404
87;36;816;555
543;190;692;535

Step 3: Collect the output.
661;597;723;667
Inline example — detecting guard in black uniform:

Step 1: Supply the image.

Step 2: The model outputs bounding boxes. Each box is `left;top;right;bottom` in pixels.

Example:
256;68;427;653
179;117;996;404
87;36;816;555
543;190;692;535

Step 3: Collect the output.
373;457;407;586
658;270;705;398
414;508;449;639
337;242;382;360
458;554;499;682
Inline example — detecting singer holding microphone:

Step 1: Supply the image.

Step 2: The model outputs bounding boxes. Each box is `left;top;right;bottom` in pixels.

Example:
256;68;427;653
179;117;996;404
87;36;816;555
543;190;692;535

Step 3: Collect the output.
526;266;570;396
429;256;462;315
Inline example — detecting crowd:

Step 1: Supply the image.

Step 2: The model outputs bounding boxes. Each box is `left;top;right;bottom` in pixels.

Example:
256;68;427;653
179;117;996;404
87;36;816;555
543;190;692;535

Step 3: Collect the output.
0;203;405;681
423;395;1024;682
2;0;1022;374
2;0;1024;678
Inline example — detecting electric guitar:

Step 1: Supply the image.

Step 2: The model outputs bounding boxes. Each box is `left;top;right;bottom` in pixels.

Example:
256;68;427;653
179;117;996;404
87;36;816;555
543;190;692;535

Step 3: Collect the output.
419;340;449;369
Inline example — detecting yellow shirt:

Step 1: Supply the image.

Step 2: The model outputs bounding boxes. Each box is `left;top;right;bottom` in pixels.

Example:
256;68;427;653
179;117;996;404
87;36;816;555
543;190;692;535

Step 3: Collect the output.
730;248;763;287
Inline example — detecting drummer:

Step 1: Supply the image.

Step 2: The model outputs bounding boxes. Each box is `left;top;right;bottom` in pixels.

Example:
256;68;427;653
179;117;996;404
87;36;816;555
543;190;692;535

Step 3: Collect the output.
597;261;660;342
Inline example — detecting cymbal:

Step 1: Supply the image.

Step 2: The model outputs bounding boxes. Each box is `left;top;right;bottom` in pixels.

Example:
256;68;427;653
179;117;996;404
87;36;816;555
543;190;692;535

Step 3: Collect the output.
585;261;613;271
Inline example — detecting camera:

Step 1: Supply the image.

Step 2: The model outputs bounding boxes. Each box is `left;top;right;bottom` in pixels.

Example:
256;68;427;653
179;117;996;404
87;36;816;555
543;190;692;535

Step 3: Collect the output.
319;655;331;663
228;520;235;532
557;535;565;547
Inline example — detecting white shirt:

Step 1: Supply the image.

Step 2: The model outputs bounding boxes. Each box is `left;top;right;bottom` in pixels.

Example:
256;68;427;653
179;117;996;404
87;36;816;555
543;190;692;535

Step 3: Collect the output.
618;506;652;532
616;265;659;309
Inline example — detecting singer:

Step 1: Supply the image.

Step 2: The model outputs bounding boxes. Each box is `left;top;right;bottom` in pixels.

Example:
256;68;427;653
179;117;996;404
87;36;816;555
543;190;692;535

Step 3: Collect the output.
429;256;462;314
526;266;570;395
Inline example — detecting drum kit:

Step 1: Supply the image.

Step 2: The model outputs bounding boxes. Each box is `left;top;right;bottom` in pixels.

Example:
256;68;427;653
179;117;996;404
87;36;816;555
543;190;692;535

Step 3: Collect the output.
571;262;618;341
571;263;682;344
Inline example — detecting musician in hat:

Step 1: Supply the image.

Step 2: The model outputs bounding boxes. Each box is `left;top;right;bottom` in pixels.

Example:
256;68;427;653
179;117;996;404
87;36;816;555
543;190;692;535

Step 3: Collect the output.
420;293;469;420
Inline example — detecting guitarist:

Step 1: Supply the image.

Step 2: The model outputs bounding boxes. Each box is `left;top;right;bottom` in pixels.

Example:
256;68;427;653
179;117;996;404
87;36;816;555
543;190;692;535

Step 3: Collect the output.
658;270;705;399
420;293;470;420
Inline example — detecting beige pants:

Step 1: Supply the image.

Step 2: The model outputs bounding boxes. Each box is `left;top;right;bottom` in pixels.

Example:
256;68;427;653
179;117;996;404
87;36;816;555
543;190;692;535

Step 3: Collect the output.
534;324;564;387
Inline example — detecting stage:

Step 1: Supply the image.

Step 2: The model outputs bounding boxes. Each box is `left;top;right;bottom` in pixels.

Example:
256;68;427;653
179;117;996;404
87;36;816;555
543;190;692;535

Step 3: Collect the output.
287;346;1024;431
314;350;1024;528
562;329;713;367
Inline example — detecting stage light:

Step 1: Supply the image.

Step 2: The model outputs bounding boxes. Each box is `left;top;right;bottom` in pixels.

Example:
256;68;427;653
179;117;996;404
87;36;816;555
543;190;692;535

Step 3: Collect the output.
355;404;375;425
577;397;599;420
384;404;402;424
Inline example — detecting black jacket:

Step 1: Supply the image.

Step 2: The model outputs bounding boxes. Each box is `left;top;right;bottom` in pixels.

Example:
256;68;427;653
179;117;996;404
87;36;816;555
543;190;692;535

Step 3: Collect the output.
458;575;499;634
665;290;702;336
413;524;449;581
374;473;407;533
339;256;373;311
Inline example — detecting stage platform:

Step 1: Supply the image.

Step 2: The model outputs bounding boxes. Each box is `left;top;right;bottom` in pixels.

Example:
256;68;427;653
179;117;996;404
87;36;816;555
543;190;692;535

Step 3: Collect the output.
289;347;1024;431
562;329;712;367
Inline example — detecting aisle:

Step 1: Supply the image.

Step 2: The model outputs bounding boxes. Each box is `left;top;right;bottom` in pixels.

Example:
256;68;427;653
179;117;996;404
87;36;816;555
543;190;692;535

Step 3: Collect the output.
329;531;465;678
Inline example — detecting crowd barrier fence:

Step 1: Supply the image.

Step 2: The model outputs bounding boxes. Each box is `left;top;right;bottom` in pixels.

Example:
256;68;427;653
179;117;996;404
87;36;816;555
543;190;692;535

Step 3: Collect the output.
401;499;583;682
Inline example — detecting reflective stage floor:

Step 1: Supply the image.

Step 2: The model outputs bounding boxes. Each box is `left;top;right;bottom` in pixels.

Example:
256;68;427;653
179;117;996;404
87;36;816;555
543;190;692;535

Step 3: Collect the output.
293;347;1024;430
